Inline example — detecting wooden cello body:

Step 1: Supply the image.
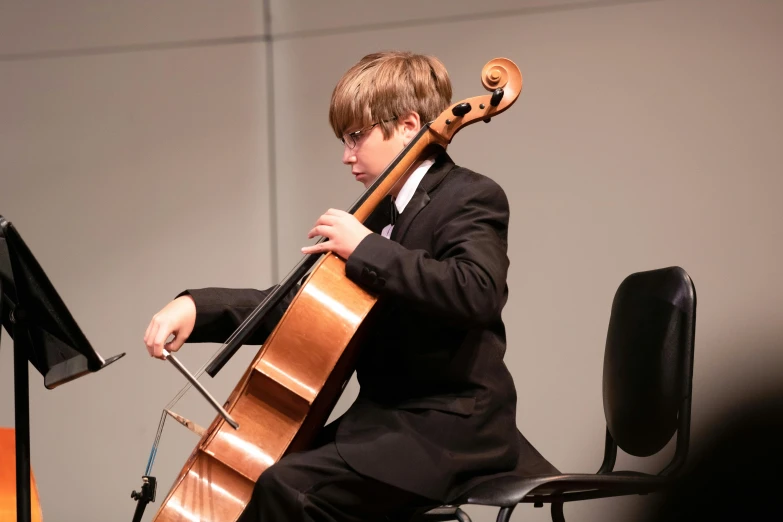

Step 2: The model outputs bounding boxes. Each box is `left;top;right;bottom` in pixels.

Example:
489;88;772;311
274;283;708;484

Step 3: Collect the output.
152;58;522;522
0;428;43;522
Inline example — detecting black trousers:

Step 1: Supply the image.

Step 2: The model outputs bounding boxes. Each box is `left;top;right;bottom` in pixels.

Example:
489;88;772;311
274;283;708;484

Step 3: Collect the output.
237;425;438;522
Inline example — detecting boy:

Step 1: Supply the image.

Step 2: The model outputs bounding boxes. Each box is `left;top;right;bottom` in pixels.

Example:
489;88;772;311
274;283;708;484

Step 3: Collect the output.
144;51;543;521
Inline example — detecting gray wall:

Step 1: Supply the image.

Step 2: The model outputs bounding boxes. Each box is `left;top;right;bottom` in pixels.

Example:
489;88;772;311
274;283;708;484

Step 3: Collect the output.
1;1;781;520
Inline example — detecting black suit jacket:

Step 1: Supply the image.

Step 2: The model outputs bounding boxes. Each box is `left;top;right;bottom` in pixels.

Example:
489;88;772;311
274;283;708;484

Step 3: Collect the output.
183;153;555;502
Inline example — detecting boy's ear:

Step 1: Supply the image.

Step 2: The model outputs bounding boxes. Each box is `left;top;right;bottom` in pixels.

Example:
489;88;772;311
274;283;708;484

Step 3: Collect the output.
399;111;422;145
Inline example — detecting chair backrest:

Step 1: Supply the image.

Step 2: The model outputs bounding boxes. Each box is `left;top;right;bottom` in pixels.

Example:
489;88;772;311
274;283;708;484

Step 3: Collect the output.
602;266;696;467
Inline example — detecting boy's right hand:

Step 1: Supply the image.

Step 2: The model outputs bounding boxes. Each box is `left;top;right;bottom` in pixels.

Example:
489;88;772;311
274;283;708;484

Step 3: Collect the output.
144;295;197;359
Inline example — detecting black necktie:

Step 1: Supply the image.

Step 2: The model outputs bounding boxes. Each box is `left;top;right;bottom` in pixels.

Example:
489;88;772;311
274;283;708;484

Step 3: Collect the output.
389;197;399;226
365;195;399;233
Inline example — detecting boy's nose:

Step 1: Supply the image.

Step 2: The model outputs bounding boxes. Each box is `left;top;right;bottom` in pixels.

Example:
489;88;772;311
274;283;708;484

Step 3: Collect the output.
342;145;356;165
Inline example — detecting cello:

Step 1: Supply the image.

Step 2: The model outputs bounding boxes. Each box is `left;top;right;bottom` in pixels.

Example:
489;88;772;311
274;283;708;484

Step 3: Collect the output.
134;57;522;522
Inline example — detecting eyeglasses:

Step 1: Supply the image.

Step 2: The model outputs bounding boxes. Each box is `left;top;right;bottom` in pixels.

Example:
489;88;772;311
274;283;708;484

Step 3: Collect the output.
340;117;397;149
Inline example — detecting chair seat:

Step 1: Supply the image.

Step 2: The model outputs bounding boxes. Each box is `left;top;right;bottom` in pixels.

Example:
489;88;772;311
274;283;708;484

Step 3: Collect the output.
456;471;669;508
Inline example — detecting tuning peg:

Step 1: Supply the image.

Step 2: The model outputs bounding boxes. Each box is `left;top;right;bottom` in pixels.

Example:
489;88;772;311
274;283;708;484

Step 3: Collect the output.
451;103;472;117
490;88;504;107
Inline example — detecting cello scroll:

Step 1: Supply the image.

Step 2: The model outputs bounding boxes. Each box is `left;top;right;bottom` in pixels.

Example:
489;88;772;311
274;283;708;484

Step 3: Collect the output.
430;57;523;143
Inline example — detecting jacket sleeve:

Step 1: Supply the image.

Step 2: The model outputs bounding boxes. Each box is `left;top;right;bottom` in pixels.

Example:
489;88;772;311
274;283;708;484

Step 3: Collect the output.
344;177;509;327
178;284;298;345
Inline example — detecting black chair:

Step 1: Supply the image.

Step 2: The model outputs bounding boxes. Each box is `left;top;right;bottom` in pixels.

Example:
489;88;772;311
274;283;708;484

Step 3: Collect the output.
415;266;697;522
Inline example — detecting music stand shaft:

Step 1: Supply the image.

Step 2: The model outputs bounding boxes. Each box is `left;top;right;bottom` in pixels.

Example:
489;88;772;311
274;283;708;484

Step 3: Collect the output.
13;324;32;522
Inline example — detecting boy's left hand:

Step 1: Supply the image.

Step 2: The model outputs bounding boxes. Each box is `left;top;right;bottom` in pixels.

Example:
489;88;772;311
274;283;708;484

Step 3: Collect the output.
302;208;372;260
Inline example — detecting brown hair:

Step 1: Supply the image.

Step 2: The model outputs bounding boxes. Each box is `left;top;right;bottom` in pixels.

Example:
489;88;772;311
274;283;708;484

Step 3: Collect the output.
329;51;452;139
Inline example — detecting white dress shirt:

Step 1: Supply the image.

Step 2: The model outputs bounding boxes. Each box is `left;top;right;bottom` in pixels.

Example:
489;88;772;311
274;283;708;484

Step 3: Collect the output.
381;157;436;239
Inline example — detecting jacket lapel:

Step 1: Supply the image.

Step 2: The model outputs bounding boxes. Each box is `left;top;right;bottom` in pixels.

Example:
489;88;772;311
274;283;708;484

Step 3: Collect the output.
390;152;454;244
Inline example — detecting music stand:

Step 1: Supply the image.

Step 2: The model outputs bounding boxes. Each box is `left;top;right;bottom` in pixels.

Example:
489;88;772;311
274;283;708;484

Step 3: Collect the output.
0;215;125;522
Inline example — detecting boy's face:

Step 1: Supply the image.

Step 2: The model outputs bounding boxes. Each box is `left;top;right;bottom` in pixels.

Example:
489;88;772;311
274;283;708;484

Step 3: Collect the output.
342;113;421;194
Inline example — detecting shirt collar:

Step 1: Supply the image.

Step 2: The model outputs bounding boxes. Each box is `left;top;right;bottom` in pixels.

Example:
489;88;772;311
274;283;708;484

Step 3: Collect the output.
393;157;436;214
